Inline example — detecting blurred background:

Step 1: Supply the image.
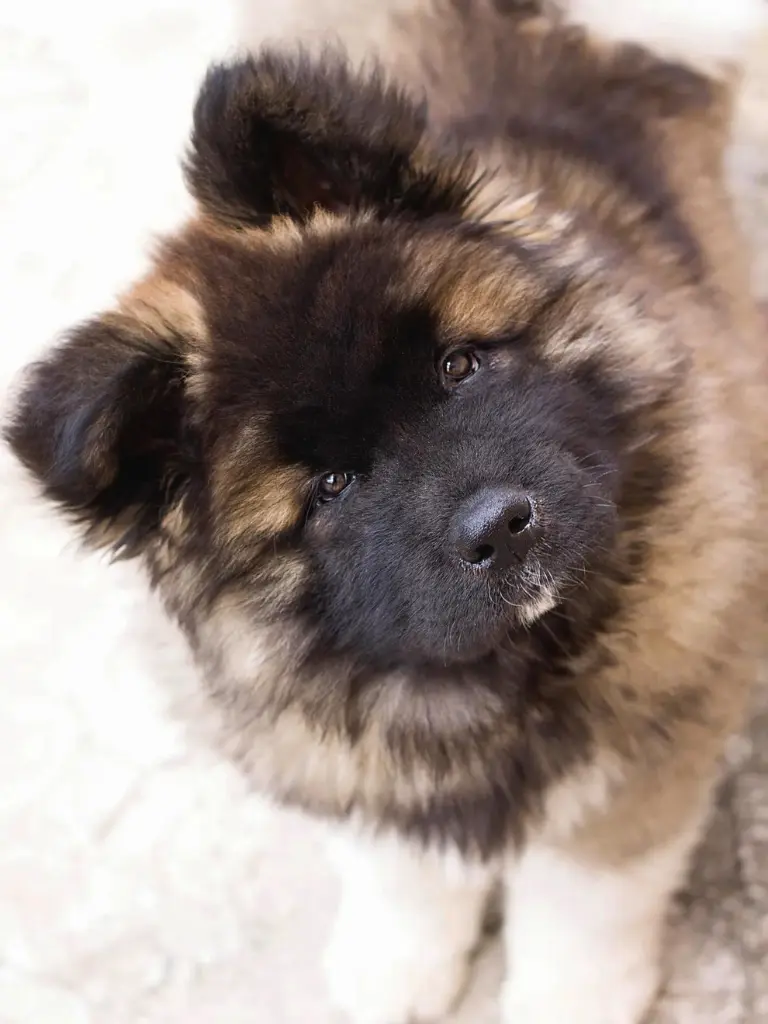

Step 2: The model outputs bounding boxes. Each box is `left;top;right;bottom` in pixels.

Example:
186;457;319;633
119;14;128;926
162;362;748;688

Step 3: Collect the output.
0;3;766;1022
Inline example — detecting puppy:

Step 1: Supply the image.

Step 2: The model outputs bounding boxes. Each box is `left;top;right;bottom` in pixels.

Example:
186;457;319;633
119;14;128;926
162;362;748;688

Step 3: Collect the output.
6;1;768;1021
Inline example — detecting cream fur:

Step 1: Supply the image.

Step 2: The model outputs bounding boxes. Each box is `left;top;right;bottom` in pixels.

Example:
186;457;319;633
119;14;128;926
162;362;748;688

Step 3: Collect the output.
501;817;708;1024
324;832;494;1024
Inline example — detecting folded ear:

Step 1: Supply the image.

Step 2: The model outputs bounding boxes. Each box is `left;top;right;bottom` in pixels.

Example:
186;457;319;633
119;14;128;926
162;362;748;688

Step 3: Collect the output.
5;314;191;555
184;51;477;225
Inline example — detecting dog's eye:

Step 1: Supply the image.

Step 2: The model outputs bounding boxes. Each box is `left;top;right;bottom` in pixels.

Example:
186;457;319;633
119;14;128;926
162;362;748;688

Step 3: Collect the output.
441;348;479;386
317;471;355;501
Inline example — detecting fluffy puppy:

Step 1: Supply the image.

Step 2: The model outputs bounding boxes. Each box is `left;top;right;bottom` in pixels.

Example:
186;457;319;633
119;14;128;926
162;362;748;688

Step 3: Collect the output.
6;1;768;1022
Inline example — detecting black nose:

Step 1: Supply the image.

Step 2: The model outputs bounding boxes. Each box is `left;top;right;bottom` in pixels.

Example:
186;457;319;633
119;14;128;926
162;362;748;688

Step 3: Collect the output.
451;488;536;568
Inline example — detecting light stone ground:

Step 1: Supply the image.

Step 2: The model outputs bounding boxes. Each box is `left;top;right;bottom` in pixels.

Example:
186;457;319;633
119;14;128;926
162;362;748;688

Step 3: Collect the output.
0;4;766;1022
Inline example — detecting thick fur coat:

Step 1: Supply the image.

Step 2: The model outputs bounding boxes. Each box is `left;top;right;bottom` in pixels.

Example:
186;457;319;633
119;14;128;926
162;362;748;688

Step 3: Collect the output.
6;1;767;1021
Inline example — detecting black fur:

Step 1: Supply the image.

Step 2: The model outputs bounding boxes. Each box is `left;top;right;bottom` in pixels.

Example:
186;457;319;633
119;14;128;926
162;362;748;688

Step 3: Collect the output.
185;51;478;224
6;320;191;555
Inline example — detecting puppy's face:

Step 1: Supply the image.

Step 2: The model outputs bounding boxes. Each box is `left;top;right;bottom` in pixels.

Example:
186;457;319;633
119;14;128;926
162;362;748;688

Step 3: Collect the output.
196;217;620;667
7;54;633;672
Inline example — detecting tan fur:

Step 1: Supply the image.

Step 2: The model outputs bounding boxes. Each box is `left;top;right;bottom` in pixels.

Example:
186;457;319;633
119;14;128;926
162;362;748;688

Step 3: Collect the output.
212;442;308;542
117;276;208;346
194;5;766;1020
7;0;766;954
141;38;766;855
354;0;767;864
319;10;754;860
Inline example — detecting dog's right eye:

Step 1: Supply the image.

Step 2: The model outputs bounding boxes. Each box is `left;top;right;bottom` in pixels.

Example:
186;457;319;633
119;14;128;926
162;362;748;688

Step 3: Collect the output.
317;472;355;501
440;348;479;386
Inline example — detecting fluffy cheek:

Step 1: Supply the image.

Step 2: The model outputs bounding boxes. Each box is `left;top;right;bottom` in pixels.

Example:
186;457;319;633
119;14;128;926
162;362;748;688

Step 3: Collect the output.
528;449;620;579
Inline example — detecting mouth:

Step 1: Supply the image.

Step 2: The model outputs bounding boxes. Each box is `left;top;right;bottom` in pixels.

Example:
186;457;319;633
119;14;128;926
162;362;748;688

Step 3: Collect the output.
436;563;565;665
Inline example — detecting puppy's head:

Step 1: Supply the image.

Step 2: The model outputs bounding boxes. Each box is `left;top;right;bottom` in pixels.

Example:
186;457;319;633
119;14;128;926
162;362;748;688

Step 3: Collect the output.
7;53;664;671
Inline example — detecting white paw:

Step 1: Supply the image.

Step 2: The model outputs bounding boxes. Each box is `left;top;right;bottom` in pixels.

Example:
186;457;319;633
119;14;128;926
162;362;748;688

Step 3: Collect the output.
324;918;470;1024
500;964;659;1024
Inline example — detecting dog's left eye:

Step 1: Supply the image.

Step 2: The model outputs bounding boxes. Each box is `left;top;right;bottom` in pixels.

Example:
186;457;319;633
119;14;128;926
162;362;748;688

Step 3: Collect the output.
317;471;355;501
440;348;479;386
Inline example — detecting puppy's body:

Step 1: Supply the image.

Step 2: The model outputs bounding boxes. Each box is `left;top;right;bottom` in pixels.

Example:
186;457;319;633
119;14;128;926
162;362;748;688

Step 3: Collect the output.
7;1;767;1021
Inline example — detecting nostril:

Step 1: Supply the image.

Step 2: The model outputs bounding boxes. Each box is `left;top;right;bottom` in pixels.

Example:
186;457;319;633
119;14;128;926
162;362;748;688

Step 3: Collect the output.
507;500;532;535
461;543;495;565
473;543;495;563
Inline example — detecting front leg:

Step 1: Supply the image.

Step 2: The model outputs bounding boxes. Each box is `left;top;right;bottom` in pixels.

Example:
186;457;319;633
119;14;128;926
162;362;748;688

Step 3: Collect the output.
324;831;496;1024
501;815;706;1024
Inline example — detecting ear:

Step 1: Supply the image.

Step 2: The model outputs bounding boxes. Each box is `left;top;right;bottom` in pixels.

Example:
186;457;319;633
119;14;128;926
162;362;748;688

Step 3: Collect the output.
184;50;477;224
5;314;191;555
